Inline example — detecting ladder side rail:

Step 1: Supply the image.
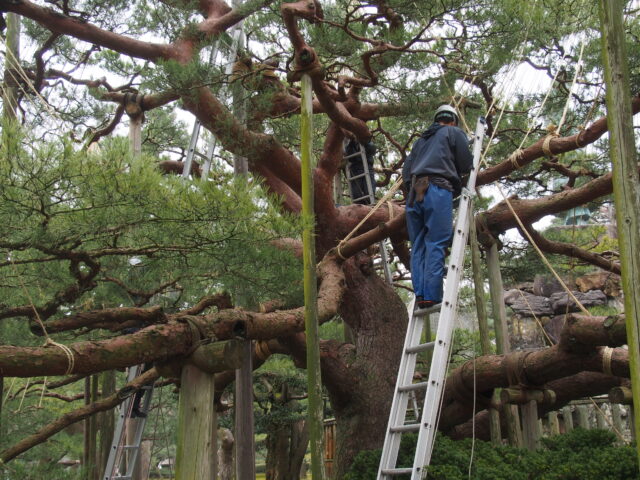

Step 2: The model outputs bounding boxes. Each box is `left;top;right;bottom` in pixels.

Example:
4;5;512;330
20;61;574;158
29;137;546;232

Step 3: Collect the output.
181;41;222;179
377;298;424;478
182;121;202;179
358;146;376;205
104;366;143;480
201;136;218;180
379;241;392;284
354;143;394;284
123;384;155;477
411;117;486;478
199;27;244;181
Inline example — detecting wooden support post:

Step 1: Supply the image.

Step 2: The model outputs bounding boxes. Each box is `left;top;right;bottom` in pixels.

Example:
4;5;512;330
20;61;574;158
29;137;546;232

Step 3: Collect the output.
577;405;590;429
612;403;624;438
301;73;325;480
175;364;217;479
235;340;255;480
98;370;116;477
89;375;99;479
486;243;510;354
548;411;560;436
596;405;607;430
124;95;143;157
562;406;574;433
599;1;640;465
486;242;523;447
522;400;540;450
135;440;152;480
83;377;92;479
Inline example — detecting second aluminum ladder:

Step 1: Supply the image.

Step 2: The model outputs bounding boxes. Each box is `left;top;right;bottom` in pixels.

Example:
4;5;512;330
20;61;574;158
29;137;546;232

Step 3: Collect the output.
377;116;487;479
343;141;393;284
103;365;155;480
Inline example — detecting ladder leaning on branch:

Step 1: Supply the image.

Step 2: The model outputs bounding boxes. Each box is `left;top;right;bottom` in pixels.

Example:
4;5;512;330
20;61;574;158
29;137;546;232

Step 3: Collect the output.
342;140;393;284
377;116;487;480
181;26;245;180
103;364;155;480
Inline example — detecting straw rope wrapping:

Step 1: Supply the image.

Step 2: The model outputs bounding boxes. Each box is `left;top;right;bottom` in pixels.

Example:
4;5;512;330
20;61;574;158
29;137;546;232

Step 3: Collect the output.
602;346;614;376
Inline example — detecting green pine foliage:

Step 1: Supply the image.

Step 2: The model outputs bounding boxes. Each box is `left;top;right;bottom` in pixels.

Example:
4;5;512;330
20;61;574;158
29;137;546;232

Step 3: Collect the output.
0;129;302;320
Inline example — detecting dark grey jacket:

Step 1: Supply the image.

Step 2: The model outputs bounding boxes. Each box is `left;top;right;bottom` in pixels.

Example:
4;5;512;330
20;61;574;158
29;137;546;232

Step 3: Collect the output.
402;123;473;196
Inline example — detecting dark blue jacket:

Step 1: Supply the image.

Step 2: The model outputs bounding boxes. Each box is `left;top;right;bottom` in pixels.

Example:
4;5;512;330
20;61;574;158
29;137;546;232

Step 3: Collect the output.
402;123;473;196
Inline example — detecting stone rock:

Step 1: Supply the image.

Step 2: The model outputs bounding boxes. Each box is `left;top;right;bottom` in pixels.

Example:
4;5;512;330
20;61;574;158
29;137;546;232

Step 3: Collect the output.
504;290;553;317
504;289;523;305
533;274;564;297
549;290;607;314
513;282;535;294
576;271;622;297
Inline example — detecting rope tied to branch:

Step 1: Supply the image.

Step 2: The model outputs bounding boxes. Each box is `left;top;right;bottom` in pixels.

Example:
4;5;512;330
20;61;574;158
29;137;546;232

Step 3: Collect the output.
45;338;76;375
504;350;536;387
335;179;402;261
542;125;560;157
602;346;614;376
507;149;525;169
254;340;272;361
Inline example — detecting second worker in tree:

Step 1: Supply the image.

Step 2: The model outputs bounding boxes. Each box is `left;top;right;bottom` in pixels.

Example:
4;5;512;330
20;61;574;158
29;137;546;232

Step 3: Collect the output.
402;105;473;309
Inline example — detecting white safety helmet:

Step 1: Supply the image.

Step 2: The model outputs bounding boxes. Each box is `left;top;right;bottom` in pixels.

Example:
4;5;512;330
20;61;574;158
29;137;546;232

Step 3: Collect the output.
434;104;459;125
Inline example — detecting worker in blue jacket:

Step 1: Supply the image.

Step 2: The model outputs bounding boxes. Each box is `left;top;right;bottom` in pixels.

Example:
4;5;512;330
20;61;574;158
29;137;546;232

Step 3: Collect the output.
402;105;473;309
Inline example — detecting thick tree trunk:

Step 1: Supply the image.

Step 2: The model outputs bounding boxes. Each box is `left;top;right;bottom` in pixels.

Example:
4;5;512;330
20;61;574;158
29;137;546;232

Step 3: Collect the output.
330;254;408;479
265;419;309;480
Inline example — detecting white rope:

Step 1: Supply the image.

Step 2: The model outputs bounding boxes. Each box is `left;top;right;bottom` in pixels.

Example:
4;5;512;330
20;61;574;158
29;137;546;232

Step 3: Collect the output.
557;40;586;134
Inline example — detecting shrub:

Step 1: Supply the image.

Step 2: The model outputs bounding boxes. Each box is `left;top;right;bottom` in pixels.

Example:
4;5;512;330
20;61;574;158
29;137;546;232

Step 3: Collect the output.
344;429;639;479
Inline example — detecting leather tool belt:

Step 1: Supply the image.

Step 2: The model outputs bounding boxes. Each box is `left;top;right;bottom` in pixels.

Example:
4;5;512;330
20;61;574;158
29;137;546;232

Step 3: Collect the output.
408;175;430;207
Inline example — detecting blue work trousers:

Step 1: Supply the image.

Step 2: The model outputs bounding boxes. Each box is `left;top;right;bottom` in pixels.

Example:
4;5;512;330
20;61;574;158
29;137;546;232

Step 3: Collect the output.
406;184;453;303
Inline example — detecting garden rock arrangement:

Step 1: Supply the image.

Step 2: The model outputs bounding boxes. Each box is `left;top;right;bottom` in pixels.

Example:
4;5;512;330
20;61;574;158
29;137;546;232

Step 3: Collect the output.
503;271;621;349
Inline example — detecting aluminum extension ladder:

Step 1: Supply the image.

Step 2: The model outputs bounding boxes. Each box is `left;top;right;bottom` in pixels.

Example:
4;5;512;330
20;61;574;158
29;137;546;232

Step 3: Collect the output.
103;365;155;480
181;25;245;180
377;116;487;479
343;141;393;284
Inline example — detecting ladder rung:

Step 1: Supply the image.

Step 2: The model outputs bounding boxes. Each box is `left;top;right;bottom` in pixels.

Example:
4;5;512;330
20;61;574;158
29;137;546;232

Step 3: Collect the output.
398;381;429;392
121;445;139;450
344;151;363;160
381;468;414;475
405;342;435;354
352;195;372;202
347;172;367;181
390;423;420;433
414;303;441;316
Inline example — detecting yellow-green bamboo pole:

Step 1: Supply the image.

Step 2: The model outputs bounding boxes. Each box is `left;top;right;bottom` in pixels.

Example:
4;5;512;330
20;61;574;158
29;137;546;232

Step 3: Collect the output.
599;0;640;464
301;73;325;479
